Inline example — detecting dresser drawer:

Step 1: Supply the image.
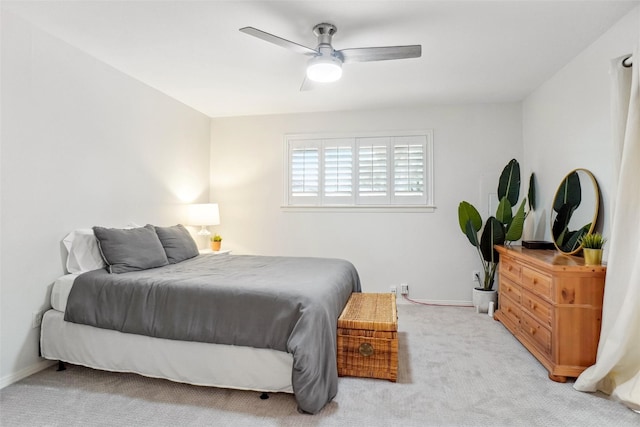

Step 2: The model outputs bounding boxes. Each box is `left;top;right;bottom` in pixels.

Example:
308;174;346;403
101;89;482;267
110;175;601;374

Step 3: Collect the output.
522;267;552;301
500;256;522;282
521;311;552;357
522;289;552;328
500;277;522;303
499;293;521;328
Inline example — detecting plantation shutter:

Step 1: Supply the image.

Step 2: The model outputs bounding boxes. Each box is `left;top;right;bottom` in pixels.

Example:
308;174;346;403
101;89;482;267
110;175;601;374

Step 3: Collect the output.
392;135;428;204
286;131;433;208
357;137;391;204
289;140;321;205
323;139;355;204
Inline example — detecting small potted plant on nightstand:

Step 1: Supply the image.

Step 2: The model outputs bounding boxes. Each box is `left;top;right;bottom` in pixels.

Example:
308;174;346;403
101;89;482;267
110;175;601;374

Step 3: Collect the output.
210;234;222;252
579;232;606;265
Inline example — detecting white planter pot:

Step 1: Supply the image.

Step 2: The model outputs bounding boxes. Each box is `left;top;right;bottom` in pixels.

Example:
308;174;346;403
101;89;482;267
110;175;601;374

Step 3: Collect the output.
472;288;497;314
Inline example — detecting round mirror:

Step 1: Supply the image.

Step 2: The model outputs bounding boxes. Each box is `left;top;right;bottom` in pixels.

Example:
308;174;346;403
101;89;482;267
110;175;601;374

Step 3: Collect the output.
550;169;600;254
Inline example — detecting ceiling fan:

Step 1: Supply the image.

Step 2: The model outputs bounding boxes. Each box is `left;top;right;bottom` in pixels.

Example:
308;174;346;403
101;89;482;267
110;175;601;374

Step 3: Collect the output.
239;23;422;89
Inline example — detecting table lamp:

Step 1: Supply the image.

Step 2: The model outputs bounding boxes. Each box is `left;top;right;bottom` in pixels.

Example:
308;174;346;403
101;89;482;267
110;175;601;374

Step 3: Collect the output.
187;203;220;236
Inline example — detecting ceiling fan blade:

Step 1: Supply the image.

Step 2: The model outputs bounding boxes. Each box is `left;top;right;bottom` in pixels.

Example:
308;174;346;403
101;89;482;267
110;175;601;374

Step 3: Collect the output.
239;27;317;56
339;45;422;63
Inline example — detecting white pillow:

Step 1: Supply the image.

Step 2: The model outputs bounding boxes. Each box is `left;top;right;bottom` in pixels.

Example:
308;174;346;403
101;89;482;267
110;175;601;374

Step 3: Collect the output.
63;229;106;274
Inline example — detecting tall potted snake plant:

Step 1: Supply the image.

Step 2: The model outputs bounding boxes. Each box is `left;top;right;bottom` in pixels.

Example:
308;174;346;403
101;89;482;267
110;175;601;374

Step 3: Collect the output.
458;159;534;312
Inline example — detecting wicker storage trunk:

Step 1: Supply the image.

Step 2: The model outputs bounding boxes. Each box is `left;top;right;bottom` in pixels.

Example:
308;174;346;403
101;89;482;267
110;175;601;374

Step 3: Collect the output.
337;293;398;382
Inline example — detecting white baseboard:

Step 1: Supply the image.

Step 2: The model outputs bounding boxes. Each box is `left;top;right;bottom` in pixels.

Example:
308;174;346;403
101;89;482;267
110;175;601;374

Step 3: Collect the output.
396;296;473;306
0;359;56;389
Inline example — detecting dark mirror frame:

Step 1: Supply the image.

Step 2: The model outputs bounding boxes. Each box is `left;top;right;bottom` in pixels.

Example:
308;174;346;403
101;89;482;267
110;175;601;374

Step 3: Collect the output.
550;168;600;255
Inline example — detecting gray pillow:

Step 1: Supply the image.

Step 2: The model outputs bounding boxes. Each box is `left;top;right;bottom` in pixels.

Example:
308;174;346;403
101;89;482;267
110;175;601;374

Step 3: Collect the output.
93;225;169;273
153;224;199;264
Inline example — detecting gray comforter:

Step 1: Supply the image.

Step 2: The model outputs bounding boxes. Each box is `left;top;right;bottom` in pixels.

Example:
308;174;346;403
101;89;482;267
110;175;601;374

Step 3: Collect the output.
64;254;361;414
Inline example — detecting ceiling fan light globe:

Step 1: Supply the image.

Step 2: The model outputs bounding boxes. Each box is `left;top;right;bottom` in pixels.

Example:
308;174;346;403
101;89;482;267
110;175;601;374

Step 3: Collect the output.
306;57;342;82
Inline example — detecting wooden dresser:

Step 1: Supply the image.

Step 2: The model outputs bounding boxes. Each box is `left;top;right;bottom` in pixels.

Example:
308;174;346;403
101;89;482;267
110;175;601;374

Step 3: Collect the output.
493;246;606;382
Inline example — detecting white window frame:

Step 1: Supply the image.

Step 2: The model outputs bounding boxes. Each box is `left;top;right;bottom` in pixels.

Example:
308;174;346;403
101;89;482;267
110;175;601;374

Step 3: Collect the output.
283;130;435;212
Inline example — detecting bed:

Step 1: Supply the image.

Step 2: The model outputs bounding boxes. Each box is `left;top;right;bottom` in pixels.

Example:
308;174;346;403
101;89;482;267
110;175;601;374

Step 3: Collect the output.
40;225;361;414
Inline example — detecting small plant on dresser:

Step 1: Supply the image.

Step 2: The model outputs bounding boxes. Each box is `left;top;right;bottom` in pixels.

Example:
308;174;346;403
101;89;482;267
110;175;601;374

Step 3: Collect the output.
579;232;606;265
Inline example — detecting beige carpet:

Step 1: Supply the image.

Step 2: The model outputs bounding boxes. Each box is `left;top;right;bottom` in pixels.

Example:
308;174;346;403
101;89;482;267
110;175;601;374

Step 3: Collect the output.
1;304;637;426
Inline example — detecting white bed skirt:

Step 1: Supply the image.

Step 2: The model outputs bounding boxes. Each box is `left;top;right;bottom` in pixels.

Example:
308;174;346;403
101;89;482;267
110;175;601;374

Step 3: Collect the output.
40;310;294;394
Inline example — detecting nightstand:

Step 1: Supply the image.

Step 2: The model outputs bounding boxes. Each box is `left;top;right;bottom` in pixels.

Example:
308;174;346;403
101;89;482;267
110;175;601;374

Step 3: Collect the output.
199;249;232;255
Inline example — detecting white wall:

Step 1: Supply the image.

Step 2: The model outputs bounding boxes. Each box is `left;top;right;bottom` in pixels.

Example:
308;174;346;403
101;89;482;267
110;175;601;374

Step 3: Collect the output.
210;104;522;303
0;12;211;387
523;6;640;249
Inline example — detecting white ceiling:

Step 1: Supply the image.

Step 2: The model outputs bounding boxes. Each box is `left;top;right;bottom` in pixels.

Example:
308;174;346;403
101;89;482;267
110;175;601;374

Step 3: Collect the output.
4;1;638;118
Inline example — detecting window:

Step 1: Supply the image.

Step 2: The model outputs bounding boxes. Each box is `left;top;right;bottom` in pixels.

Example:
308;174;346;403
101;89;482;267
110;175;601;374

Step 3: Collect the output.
285;131;434;210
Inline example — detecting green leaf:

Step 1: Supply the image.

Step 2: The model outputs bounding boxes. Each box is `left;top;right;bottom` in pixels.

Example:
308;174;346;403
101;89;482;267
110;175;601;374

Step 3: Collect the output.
480;216;505;264
553;171;582;212
556;227;568;248
552;203;576;244
564;230;583;252
458;202;482;235
570;223;593;249
579;231;606;249
497;159;521;206
528;173;536;211
495;197;513;226
464;219;480;247
505;198;527;242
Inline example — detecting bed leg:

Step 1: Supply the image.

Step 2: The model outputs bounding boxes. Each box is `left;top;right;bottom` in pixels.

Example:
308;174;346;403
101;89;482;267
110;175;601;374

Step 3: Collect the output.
57;361;66;371
259;392;269;400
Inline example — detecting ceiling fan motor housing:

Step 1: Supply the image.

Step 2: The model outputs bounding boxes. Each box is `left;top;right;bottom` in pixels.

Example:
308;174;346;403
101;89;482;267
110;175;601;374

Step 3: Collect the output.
313;23;337;48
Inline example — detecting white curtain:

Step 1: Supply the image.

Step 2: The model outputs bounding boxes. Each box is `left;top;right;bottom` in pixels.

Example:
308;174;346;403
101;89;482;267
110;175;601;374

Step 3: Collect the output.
574;48;640;412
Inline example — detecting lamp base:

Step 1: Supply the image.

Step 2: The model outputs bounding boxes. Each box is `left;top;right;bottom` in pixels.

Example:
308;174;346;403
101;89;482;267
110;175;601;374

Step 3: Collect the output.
197;226;211;236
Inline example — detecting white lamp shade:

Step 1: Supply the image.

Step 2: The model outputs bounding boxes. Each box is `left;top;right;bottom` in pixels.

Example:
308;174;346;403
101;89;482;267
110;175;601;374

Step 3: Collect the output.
187;203;220;226
306;56;343;82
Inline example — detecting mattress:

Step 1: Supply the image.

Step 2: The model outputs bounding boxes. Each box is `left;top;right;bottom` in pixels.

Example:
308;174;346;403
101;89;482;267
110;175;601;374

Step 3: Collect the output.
51;274;79;312
44;275;294;393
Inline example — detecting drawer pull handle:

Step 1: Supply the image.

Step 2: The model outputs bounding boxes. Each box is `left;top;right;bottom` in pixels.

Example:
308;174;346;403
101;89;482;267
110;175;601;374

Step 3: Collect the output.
531;303;536;309
530;328;536;335
359;342;374;357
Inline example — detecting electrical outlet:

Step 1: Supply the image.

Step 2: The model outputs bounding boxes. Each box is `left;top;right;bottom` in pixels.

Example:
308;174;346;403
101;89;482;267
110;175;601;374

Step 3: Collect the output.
390;285;397;295
472;271;481;282
400;283;409;295
31;311;43;329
